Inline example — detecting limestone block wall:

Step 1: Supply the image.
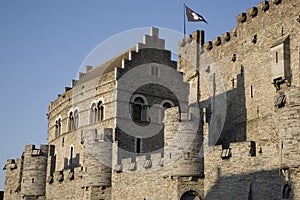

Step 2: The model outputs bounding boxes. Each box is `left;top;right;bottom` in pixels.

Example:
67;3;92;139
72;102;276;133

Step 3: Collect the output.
115;28;190;160
46;65;117;199
204;141;282;200
111;164;203;200
112;167;204;200
278;88;300;168
111;168;178;200
20;145;48;198
45;167;84;200
82;128;112;187
163;107;204;177
179;0;300;145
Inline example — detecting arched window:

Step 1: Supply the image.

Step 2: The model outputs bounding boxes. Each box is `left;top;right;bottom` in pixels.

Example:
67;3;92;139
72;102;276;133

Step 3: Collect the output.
282;184;292;199
68;112;74;131
160;100;174;123
180;190;201;200
74;109;79;129
90;103;97;124
97;101;104;122
131;96;148;122
163;102;172;109
55;118;61;137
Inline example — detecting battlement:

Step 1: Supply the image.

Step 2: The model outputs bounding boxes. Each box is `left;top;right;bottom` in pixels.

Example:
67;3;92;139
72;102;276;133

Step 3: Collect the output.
47;167;83;184
24;144;48;156
200;0;299;51
3;159;18;171
116;152;164;173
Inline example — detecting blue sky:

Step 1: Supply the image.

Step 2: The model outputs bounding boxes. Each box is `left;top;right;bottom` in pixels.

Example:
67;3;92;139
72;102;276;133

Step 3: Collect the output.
0;0;262;190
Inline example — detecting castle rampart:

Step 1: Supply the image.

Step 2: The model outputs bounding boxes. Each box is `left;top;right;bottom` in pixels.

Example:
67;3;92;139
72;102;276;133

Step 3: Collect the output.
3;1;300;198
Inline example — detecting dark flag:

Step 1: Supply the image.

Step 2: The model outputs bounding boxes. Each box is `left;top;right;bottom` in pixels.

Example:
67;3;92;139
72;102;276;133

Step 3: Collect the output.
185;5;208;24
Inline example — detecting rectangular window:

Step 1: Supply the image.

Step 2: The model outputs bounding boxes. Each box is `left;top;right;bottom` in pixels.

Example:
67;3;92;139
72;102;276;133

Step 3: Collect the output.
31;149;41;156
221;149;231;159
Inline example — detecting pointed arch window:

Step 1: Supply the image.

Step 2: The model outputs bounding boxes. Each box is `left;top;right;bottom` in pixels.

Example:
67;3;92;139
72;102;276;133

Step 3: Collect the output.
74;109;79;129
68;112;74;131
55;118;61;137
90;103;97;124
69;110;79;131
97;101;104;122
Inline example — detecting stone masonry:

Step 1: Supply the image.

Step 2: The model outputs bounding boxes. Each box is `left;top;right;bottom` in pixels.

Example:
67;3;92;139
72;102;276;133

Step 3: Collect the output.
3;0;300;199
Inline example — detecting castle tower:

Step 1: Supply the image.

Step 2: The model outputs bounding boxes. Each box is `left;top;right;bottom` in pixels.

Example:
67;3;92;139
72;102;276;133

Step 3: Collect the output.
20;144;48;199
163;107;204;177
82;128;112;199
3;158;23;200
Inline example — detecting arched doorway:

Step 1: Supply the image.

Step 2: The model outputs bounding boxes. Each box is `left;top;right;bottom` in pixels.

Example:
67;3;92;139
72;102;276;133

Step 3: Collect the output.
180;191;201;200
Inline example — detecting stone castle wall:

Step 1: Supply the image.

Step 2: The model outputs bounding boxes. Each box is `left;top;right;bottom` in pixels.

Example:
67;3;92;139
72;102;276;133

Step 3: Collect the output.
179;0;300;199
3;159;22;200
45;67;117;199
3;1;300;199
4;145;48;200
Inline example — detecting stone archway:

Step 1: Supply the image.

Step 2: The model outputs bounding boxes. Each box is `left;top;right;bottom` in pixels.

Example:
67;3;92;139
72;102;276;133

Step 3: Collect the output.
180;190;202;200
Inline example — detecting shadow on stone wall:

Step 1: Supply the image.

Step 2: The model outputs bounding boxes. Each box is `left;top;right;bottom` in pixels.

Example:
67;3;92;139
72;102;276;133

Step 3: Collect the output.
202;71;247;147
205;169;286;200
64;153;80;169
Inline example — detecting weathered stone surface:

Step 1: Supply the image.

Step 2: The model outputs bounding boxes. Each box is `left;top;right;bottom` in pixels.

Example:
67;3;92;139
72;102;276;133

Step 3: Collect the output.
3;0;300;199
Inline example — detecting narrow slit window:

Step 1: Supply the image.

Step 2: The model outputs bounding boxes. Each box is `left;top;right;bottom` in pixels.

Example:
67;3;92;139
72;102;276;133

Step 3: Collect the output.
136;138;141;154
70;146;74;164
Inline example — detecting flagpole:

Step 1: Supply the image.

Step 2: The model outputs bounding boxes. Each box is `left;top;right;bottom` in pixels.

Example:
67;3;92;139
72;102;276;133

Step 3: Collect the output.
183;3;186;36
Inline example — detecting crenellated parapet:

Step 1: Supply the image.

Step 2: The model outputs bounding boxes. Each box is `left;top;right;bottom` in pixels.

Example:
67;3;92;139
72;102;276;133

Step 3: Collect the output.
202;0;299;51
47;167;83;184
116;152;164;173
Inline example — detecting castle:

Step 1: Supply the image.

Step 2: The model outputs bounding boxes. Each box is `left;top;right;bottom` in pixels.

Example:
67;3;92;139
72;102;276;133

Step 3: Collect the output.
3;0;300;199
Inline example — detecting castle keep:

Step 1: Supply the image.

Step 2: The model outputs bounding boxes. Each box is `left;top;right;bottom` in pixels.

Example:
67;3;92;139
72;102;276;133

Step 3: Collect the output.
3;0;300;199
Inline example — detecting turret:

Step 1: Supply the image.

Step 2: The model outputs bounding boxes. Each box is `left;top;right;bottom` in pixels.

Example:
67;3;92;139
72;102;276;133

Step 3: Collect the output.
163;107;204;177
82;128;112;187
3;158;23;200
20;144;48;199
